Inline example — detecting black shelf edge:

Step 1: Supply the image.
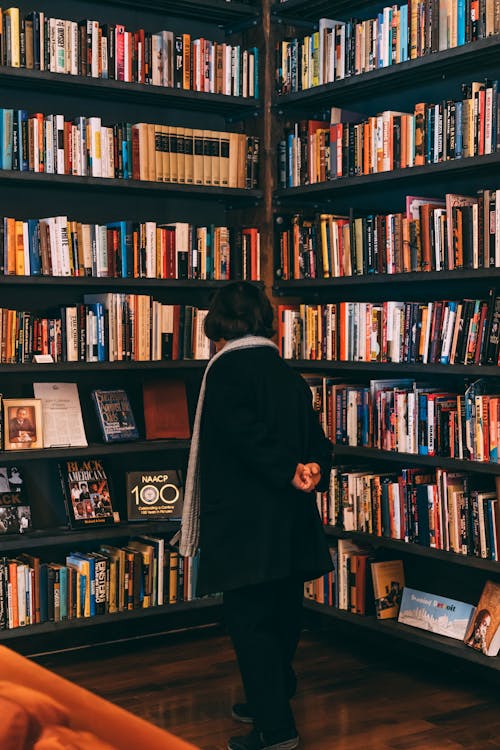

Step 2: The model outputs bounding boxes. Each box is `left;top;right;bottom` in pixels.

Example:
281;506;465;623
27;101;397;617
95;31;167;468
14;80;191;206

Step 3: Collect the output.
0;596;222;642
272;0;394;21
0;361;207;372
0;66;260;114
100;0;259;24
332;445;500;475
303;600;500;671
0;277;260;290
274;153;500;202
0;170;262;201
0;521;181;553
0;439;190;461
287;361;500;376
273;37;500;109
323;526;500;573
273;268;500;292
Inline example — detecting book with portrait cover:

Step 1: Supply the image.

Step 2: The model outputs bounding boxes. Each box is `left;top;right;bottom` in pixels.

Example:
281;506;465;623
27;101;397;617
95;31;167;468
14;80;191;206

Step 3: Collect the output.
371;559;405;619
59;458;120;528
126;469;183;521
399;587;475;641
91;388;139;443
0;466;31;535
464;580;500;656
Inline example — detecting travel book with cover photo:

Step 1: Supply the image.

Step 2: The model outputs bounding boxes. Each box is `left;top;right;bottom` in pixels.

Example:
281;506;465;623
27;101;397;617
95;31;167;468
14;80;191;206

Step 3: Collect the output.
398;587;475;640
59;458;120;528
126;469;184;521
0;466;31;535
91;388;139;442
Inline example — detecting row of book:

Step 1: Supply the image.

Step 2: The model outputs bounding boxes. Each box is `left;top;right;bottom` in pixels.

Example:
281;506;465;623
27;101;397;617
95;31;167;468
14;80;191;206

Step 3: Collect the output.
279;295;500;365
0;378;190;453
306;551;500;658
278;83;499;187
321;466;500;560
276;3;499;95
0;217;260;280
0;8;258;97
0;540;200;629
276;191;500;280
0;300;214;363
0;109;260;188
306;375;500;463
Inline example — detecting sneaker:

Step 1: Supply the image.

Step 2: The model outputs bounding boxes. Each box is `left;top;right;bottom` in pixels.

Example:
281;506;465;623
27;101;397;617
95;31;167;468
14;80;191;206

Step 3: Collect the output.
231;703;255;724
227;728;299;750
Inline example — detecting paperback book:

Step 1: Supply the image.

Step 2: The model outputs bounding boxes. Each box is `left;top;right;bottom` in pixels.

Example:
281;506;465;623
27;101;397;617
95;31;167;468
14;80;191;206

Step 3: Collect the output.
464;580;500;656
59;458;120;528
398;587;475;640
371;560;405;619
92;388;139;442
126;470;183;521
0;466;31;534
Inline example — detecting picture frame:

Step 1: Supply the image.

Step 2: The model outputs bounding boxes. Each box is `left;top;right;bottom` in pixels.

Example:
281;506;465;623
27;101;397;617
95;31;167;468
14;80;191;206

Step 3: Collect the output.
3;398;43;450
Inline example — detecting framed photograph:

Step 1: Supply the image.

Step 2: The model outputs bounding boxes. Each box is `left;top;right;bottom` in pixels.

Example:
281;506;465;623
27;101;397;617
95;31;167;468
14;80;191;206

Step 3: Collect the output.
3;398;43;450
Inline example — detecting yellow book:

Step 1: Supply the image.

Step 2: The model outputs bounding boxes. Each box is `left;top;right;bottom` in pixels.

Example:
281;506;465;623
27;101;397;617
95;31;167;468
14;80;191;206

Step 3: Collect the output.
193;129;204;185
5;8;20;68
319;214;330;278
228;132;239;188
14;220;25;275
184;129;194;184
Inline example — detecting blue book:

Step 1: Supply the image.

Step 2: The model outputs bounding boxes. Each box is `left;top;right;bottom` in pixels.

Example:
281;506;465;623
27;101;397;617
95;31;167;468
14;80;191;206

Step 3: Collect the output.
17;110;28;171
377;13;384;68
58;565;68;620
106;221;127;277
457;0;466;45
70;552;96;617
251;46;259;99
418;393;429;454
287;132;294;187
27;219;41;275
400;6;409;62
399;586;474;640
91;388;139;442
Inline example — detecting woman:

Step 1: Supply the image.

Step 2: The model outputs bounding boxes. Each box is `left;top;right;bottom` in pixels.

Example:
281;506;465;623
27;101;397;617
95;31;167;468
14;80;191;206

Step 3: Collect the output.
181;281;333;750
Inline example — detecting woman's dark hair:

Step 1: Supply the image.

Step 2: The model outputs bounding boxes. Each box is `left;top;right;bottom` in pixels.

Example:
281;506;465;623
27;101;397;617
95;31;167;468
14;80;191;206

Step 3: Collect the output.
204;281;275;341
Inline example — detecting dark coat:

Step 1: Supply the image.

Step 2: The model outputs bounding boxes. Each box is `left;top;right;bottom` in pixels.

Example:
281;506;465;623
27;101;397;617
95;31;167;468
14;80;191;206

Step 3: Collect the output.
196;345;333;596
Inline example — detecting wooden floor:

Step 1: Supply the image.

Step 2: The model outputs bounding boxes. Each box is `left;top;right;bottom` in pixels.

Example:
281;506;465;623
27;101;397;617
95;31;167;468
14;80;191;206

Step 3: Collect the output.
38;625;500;750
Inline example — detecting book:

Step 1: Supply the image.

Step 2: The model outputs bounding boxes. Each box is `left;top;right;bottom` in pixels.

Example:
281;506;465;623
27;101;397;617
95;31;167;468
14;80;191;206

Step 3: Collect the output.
399;586;475;640
0;466;31;535
464;580;500;656
33;382;87;448
142;379;190;439
59;457;120;528
126;469;184;521
370;559;405;619
91;388;139;442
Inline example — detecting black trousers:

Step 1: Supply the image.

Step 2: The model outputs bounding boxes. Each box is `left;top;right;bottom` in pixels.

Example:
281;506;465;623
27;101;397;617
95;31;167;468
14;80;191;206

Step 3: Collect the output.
223;576;304;738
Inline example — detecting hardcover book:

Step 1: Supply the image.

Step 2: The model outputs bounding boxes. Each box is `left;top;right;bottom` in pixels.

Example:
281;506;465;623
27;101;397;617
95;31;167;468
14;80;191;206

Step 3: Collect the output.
142;379;190;439
371;559;405;619
464;580;500;656
0;466;31;535
126;469;184;521
91;388;139;443
399;587;475;640
59;458;120;528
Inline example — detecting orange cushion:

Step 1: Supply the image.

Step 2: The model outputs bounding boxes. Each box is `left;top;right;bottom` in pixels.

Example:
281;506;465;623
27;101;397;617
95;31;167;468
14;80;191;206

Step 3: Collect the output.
0;682;69;729
0;695;31;750
35;725;117;750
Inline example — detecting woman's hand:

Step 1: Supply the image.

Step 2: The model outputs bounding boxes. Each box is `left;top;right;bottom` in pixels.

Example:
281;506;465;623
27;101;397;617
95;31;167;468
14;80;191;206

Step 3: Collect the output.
291;463;321;493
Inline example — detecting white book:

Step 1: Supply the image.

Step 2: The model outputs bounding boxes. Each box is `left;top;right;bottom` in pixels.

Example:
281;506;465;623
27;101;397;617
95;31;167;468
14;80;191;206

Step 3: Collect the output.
225;44;232;95
33;382;87;447
88;117;102;177
55;114;65;174
39;11;45;71
65;306;79;361
101;35;108;79
57;216;71;276
91;20;99;77
71;21;79;75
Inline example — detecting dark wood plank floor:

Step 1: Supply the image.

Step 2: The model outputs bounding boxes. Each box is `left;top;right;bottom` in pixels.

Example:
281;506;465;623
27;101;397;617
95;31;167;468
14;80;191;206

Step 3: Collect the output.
37;625;500;750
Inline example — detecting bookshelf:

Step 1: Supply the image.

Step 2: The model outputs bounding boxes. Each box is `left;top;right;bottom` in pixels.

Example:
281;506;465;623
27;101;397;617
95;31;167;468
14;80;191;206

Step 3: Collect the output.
0;0;263;653
271;1;500;670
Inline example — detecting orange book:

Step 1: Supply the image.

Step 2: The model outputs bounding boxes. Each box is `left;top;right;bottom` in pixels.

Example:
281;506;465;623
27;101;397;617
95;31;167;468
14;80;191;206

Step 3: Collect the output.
8;560;19;629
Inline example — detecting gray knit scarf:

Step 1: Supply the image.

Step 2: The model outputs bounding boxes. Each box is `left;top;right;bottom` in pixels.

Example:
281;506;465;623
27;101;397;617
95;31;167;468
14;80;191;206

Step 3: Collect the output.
179;335;278;557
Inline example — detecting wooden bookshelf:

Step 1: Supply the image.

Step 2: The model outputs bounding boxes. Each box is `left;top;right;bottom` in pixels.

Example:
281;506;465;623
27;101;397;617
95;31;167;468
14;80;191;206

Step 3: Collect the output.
303;600;500;672
287;361;500;377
